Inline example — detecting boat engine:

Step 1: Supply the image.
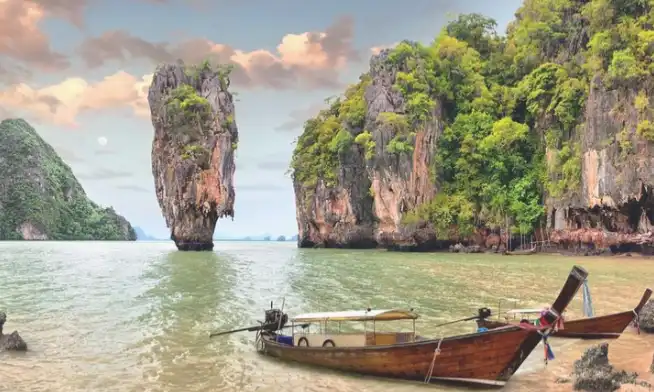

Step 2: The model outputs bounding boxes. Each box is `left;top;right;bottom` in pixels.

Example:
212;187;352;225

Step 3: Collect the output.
262;308;288;332
477;307;492;319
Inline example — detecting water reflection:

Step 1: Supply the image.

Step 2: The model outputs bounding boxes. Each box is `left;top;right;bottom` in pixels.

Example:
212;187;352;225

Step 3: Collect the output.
135;251;238;391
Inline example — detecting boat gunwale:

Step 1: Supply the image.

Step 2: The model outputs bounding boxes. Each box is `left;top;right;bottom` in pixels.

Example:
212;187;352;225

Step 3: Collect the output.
478;288;653;336
478;310;635;327
500;287;651;319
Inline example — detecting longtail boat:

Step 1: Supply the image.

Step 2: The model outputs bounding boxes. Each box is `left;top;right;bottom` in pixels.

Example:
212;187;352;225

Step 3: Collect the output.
477;282;652;340
209;265;588;387
503;246;537;256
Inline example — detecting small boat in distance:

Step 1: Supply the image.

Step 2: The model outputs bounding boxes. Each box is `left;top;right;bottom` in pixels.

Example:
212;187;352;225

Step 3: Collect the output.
477;283;652;340
503;246;537;256
215;265;588;387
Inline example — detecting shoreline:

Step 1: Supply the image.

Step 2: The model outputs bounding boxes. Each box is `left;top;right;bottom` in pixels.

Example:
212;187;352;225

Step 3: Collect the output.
298;243;654;258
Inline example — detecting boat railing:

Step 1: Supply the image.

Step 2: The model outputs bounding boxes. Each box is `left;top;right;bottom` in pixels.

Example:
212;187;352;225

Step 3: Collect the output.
289;329;417;348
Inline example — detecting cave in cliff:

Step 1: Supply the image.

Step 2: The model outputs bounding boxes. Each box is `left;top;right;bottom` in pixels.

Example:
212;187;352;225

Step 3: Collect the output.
148;60;238;251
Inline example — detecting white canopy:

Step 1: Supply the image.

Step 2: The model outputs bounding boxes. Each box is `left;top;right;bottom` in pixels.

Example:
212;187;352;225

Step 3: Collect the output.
290;308;419;323
505;308;543;315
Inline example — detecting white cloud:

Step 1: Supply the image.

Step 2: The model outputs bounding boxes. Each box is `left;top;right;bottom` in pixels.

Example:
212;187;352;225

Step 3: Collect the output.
0;71;153;126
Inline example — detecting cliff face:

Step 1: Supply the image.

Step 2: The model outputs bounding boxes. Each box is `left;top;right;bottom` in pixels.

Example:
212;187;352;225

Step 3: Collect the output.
291;47;441;249
0;119;136;241
548;79;654;252
292;1;654;253
364;52;441;248
148;61;238;251
291;73;375;248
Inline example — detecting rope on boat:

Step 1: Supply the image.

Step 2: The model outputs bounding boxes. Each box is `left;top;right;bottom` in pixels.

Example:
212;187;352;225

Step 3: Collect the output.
632;309;641;335
516;308;560;365
254;320;266;352
255;330;262;350
537;329;556;365
536;308;559;365
424;337;443;384
543;307;564;332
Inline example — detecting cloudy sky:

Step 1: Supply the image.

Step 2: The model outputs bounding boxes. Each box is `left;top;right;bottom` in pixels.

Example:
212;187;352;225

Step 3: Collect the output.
0;0;523;239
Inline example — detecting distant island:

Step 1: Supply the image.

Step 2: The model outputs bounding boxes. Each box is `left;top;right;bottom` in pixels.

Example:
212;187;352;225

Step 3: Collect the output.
0;119;136;241
213;234;299;242
133;227;299;242
133;227;163;241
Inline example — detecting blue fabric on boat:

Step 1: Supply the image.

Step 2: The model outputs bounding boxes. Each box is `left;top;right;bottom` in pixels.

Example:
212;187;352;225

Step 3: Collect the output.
582;278;594;317
276;335;293;346
477;327;488;333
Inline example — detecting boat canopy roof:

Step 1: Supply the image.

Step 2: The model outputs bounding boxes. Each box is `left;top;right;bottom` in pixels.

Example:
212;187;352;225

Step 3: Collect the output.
290;309;419;323
505;308;544;315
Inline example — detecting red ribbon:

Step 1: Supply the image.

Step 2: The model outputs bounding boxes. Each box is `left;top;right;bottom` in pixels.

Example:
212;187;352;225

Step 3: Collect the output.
556;316;564;331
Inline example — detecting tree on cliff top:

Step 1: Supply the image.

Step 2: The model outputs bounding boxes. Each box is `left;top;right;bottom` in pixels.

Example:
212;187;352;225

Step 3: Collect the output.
0;119;137;241
290;0;654;238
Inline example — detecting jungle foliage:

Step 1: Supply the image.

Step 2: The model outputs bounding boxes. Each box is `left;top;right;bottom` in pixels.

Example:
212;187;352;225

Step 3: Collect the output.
0;119;136;240
290;0;654;236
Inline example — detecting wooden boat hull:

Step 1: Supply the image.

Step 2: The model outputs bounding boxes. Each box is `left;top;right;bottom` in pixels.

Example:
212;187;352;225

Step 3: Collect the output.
504;247;537;256
478;288;652;340
477;312;633;339
257;265;588;387
260;326;537;387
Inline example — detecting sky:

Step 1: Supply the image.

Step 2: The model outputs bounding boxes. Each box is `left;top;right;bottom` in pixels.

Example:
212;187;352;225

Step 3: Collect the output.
0;0;524;239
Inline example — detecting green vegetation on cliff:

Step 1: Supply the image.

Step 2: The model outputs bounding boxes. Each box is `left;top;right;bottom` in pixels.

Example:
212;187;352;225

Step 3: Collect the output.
291;0;654;237
290;74;372;190
0;119;137;241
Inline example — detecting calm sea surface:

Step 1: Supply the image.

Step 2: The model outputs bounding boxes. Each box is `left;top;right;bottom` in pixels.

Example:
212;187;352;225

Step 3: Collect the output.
1;241;653;392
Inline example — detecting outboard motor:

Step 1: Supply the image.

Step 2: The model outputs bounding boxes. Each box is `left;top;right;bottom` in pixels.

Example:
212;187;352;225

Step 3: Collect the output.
264;309;288;331
261;302;288;332
477;307;492;320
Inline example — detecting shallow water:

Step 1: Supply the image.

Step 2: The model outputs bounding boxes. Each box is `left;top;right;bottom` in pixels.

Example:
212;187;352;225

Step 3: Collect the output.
0;241;652;391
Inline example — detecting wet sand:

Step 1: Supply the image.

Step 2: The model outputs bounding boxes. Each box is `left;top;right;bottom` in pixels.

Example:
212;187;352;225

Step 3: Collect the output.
511;328;654;391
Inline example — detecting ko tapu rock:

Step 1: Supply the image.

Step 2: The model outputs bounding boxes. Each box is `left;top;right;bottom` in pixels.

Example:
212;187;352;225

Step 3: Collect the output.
148;60;238;251
290;2;654;254
0;312;27;351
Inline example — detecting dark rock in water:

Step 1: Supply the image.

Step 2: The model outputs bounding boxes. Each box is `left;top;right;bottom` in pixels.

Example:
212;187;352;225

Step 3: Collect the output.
0;311;27;351
572;343;637;391
639;300;654;333
1;331;27;351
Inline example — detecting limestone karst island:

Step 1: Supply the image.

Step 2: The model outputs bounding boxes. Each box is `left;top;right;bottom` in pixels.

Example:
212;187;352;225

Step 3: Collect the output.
0;119;136;241
3;0;654;390
148;60;238;251
290;4;654;255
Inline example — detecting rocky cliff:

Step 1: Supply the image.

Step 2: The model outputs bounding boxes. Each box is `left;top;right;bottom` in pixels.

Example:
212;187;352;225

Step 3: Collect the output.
0;119;136;241
148;60;238;251
291;1;654;253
